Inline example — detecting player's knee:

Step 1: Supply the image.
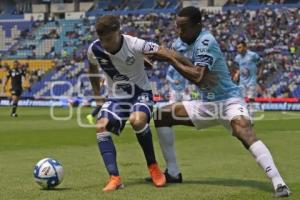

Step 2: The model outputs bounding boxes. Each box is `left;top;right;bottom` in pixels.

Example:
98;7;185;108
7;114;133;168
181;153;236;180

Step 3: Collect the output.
129;115;147;131
96;125;106;133
235;129;257;149
95;119;108;133
232;118;257;149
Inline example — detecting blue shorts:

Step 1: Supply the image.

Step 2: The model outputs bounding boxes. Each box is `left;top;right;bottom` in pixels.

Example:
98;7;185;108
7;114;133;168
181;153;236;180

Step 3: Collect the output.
97;91;153;135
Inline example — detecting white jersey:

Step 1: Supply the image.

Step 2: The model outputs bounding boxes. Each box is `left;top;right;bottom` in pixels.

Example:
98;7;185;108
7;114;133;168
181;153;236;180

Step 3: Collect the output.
87;34;158;98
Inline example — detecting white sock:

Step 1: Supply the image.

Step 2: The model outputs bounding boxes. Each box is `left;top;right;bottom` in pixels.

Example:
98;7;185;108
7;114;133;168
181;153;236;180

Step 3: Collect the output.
249;140;286;190
156;127;180;177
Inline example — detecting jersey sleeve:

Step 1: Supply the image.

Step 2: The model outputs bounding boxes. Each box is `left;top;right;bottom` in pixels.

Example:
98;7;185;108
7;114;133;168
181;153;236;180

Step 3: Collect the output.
132;37;159;54
193;34;218;70
87;44;99;66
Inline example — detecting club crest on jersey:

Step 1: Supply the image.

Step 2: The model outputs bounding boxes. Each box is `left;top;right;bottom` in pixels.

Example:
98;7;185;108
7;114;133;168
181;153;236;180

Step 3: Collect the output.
126;56;135;65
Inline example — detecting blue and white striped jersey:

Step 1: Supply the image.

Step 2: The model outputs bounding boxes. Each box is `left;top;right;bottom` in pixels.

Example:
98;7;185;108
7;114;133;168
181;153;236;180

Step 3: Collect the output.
87;34;158;99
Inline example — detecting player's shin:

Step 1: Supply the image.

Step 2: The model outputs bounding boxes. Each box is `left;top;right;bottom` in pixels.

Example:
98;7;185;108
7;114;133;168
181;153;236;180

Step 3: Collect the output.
96;132;119;176
249;140;286;189
156;127;180;177
12;101;18;114
135;124;156;166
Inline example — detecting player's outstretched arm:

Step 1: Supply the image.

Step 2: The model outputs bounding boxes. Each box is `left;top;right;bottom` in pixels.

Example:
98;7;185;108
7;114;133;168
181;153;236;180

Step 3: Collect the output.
144;56;153;69
147;47;214;86
3;73;10;93
88;62;105;105
257;62;264;81
232;68;240;82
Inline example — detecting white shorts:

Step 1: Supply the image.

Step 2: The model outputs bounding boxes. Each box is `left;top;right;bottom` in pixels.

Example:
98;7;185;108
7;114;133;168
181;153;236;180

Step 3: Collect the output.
182;98;250;132
242;85;256;99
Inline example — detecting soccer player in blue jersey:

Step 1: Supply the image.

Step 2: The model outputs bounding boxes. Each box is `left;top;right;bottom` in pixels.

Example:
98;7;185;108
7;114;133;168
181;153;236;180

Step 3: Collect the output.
147;6;290;197
87;15;166;192
233;41;263;118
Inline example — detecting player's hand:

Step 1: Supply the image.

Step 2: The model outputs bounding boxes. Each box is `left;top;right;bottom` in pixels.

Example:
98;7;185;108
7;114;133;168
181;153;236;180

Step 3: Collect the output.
144;56;154;69
145;47;172;61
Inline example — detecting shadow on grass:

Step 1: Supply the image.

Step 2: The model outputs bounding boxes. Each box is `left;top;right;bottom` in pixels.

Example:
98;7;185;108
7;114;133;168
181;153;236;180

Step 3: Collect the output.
125;177;271;193
40;187;72;191
184;178;271;192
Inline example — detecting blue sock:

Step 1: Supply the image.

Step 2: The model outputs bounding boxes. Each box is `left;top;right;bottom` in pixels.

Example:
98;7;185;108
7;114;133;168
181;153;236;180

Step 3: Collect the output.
135;124;157;166
97;132;119;176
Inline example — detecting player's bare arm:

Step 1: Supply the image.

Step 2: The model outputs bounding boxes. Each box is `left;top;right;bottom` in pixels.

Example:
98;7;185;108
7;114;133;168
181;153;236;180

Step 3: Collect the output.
232;68;240;82
147;47;216;86
257;62;264;81
88;61;105;105
144;56;153;69
3;74;10;92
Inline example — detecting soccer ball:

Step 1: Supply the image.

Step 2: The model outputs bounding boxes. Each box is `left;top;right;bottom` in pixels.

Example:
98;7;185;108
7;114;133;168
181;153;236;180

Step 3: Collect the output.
33;158;64;189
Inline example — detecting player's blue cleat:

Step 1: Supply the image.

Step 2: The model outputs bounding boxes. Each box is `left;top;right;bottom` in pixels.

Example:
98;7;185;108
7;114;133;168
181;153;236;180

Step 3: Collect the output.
86;114;95;125
274;184;291;198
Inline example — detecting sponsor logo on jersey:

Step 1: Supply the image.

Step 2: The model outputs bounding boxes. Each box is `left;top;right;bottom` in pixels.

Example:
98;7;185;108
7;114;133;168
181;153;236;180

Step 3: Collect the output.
202;39;209;46
99;58;109;65
113;74;131;88
126;56;135;65
196;54;214;66
196;48;208;54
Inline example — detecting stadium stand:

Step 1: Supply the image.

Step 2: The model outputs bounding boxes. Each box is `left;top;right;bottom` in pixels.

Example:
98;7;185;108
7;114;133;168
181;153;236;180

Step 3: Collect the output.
0;0;299;101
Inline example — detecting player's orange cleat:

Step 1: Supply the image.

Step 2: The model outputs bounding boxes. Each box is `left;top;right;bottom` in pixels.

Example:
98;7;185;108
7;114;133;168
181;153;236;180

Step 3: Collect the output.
102;175;124;192
148;163;166;187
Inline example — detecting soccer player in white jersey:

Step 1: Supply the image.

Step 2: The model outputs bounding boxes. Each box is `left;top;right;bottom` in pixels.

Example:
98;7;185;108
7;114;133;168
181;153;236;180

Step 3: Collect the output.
87;15;166;192
233;41;263;119
147;6;290;197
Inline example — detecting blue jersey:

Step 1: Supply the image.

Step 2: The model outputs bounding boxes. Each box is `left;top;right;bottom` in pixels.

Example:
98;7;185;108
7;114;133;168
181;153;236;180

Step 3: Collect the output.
172;30;241;101
234;50;260;87
166;65;187;91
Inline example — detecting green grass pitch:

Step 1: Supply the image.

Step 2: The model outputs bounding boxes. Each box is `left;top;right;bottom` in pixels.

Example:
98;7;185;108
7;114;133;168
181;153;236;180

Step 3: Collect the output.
0;107;299;200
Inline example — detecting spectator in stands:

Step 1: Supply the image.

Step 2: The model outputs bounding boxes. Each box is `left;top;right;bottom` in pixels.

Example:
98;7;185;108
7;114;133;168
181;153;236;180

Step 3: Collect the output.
4;8;299;99
154;0;170;8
